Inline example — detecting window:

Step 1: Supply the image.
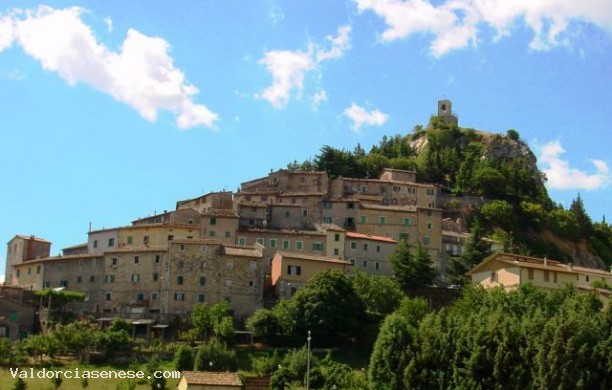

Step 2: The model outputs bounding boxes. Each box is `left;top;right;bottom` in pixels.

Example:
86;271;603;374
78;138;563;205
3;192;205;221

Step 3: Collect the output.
586;275;590;282
422;236;430;245
347;203;355;209
296;241;303;250
225;231;231;238
15;270;20;278
209;231;216;237
359;215;366;224
36;265;41;274
136;293;144;301
155;255;161;263
225;278;233;287
28;267;31;275
77;276;82;283
379;216;386;225
427;188;434;195
362;260;368;268
250;260;257;270
151;292;158;301
143;236;150;245
198;294;205;303
174;293;185;301
134;256;139;264
283;240;290;249
427;222;433;230
93;240;98;248
89;275;95;282
553;272;557;283
105;275;115;283
200;261;207;270
403;217;411;226
105;293;112;301
363;243;369;251
287;265;302;275
238;237;247;246
323;216;333;223
375;262;381;271
269;239;277;248
131;274;140;282
108;238;115;247
544;270;550;282
350;259;355;265
256;237;264;245
312;242;324;251
210;217;217;225
249;280;254;287
491;271;498;282
199;276;206;286
334;248;340;256
285;211;291;218
376;245;381;253
226;260;234;269
127;236;133;245
167;235;174;241
334;234;340;242
350;241;357;250
302;209;308;217
152;273;158;281
528;269;534;280
177;275;184;285
111;258;118;266
323;201;332;209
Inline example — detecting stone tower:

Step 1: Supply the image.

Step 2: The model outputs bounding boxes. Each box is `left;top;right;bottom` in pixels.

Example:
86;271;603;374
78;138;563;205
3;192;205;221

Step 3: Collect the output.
437;99;458;126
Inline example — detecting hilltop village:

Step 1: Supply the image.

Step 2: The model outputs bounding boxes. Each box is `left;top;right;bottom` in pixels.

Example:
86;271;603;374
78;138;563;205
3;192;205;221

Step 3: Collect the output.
5;165;443;322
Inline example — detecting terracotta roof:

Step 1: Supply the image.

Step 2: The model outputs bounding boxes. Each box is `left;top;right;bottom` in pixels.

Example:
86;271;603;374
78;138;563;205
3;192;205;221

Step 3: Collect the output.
12;235;51;243
468;252;612;277
106;246;168;254
359;203;418;212
278;192;326;197
346;232;397;244
61;243;88;250
12;254;102;266
181;371;242;387
277;251;351;265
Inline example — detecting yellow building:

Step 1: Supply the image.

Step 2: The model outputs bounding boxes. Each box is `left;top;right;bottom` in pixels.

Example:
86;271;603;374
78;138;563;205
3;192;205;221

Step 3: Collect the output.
177;371;242;390
271;251;351;298
468;252;612;291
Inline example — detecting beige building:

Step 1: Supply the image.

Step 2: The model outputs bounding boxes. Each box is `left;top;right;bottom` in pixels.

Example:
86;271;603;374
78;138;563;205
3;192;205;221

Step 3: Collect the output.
176;191;234;213
344;232;397;276
5;235;51;286
468;253;612;291
271;251;351;298
177;371;242;390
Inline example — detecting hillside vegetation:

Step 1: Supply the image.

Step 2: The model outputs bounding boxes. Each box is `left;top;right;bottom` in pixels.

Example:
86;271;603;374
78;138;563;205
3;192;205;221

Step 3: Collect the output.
289;116;612;269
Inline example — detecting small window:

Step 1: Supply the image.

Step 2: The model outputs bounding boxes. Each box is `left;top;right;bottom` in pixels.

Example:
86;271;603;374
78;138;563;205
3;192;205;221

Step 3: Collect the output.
238;237;247;246
89;275;95;282
283;240;290;249
225;231;231;238
359;215;367;224
209;231;216;238
108;238;115;247
134;256;139;264
427;222;433;230
347;203;355;209
334;248;339;255
427;188;434;195
111;258;118;265
105;293;112;301
296;241;303;250
77;276;82;283
152;273;159;281
312;242;323;251
151;292;158;301
528;269;534;280
226;260;234;269
323;216;333;223
323;201;332;209
375;262;380;271
256;237;264;245
270;239;277;248
288;265;302;275
177;275;184;285
376;245;381;253
403;217;411;226
363;243;368;251
285;211;291;218
127;236;133;245
350;241;357;250
131;274;140;282
210;217;217;225
362;260;368;268
334;234;340;242
199;276;206;286
174;293;185;301
379;216;386;225
155;255;161;263
143;236;150;245
136;293;144;301
167;235;174;241
198;294;205;303
422;236;430;245
544;271;550;282
225;278;233;287
93;240;98;249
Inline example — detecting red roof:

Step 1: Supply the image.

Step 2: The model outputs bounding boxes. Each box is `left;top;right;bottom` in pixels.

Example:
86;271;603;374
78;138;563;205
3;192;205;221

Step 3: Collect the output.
345;232;397;244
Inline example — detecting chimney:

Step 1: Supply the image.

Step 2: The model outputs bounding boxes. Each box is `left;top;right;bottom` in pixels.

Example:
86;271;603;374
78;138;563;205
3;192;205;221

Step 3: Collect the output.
543;257;548;266
568;262;573;270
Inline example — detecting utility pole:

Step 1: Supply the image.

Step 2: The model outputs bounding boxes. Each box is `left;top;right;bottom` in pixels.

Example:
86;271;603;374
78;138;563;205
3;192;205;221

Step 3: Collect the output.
306;330;311;390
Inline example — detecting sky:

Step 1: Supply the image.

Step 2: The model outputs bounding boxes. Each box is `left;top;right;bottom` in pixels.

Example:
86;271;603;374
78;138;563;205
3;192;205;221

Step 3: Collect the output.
1;1;611;282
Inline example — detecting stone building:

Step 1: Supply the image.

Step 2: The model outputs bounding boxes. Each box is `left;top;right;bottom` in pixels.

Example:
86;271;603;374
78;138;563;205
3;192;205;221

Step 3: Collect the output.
344;232;397;275
5;235;51;286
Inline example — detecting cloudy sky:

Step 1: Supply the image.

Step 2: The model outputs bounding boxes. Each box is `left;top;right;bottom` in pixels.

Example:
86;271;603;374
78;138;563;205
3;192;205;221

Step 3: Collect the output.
1;1;611;279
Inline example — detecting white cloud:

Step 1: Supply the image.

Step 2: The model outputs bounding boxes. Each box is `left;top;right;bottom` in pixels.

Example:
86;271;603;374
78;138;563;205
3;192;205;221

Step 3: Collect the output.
311;89;328;110
354;0;612;56
316;25;353;62
539;140;611;190
344;103;388;132
258;25;351;108
1;6;218;129
257;48;315;109
6;68;25;80
0;15;15;51
103;16;113;32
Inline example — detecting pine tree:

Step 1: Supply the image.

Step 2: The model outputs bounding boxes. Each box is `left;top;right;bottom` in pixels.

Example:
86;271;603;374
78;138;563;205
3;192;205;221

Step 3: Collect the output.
390;241;436;290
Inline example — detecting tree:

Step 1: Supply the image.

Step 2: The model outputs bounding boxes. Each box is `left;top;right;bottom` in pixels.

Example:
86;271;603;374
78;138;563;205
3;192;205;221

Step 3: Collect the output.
448;221;491;285
12;377;27;390
369;313;416;390
246;309;281;344
194;339;238;372
570;194;593;236
473;167;506;197
351;271;404;317
390;241;436;290
174;344;194;372
191;301;235;343
292;270;367;346
146;355;166;390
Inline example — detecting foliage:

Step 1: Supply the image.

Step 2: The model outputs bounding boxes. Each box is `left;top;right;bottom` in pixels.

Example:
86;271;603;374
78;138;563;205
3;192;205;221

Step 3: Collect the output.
145;355;166;390
448;221;491;285
368;284;612;390
390;241;436;290
270;347;319;390
292;270;368;346
12;377;27;390
351;271;404;317
191;301;235;344
481;199;516;230
174;344;194;372
194;339;238;372
23;333;57;362
246;309;282;344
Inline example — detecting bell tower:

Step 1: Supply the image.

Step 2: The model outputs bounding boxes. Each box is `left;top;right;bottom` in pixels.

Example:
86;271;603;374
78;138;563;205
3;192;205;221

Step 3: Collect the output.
437;99;458;126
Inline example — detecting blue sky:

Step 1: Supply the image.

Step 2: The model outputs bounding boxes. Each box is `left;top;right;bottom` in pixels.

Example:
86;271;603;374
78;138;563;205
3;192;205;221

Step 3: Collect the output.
1;1;611;280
